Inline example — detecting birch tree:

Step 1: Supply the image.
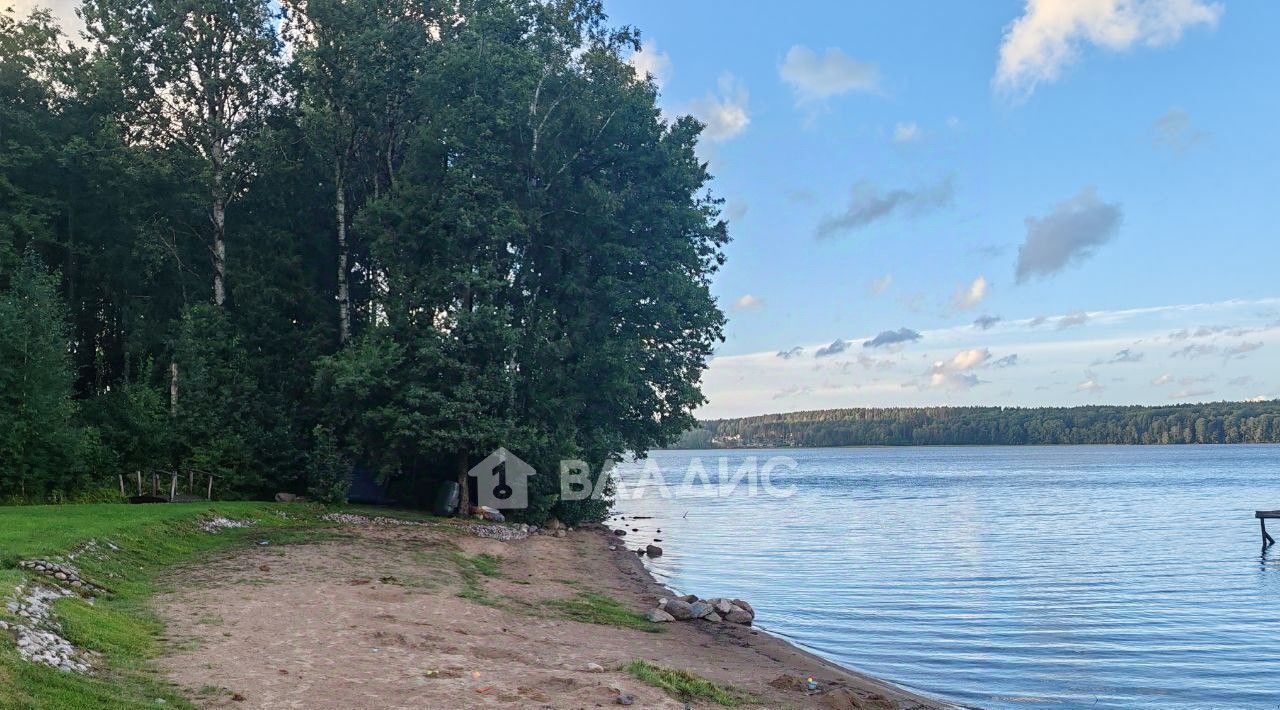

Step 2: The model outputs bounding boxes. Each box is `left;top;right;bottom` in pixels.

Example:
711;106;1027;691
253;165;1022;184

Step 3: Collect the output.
82;0;283;307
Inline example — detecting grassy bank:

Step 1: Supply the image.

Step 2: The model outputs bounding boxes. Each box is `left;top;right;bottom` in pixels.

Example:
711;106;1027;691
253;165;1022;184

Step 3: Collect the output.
0;502;321;709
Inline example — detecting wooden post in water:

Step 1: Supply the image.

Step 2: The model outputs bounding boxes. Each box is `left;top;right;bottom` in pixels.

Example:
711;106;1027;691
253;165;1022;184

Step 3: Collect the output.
1256;511;1277;548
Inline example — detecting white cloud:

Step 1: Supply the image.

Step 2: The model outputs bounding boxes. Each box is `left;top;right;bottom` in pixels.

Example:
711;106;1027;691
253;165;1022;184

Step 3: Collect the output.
692;297;1280;418
995;0;1223;97
892;122;921;144
1224;341;1263;358
779;45;879;105
733;294;764;311
1016;188;1122;282
627;40;672;88
1170;387;1214;399
1076;370;1104;393
1057;311;1090;329
689;74;750;142
869;274;894;296
953;276;989;311
927;348;992;390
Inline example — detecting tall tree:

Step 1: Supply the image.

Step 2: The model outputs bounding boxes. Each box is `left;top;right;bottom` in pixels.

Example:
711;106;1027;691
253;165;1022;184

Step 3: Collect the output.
81;0;284;306
289;0;435;344
0;252;94;500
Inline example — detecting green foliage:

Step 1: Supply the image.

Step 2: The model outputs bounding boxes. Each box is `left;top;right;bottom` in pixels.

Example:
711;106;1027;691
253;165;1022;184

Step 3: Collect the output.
80;380;171;477
0;1;726;518
172;305;262;496
0;253;95;501
624;660;751;706
306;425;351;503
679;401;1280;448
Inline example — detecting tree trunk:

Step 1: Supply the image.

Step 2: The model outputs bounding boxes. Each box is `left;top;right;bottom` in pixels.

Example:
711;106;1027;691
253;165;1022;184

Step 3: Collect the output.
335;163;351;344
211;142;227;306
169;361;179;417
456;450;470;517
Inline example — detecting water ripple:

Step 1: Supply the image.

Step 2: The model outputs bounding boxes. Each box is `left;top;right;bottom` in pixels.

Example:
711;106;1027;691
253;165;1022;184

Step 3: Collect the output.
613;445;1280;709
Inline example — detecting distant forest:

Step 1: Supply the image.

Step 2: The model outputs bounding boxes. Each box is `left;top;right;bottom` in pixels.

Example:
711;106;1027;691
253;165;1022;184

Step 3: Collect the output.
671;401;1280;448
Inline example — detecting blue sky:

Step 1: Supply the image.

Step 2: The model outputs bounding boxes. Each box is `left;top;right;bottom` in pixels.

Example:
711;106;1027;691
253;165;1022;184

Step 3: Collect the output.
606;0;1280;417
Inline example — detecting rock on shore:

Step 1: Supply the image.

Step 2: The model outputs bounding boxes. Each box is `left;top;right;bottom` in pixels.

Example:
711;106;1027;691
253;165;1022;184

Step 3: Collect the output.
652;594;755;625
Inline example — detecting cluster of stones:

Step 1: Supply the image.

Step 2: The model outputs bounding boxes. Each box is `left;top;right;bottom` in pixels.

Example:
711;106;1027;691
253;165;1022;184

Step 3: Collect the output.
321;512;430;527
645;594;756;625
468;523;531;541
2;581;96;673
15;559;106;595
199;516;252;533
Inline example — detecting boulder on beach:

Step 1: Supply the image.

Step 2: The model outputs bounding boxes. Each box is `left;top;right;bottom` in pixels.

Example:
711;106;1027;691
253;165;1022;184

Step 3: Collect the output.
688;601;713;618
645;608;675;622
701;611;722;622
612;529;626;536
645;544;663;557
711;599;733;615
678;594;698;603
725;609;753;625
663;598;694;620
470;506;504;522
731;598;755;616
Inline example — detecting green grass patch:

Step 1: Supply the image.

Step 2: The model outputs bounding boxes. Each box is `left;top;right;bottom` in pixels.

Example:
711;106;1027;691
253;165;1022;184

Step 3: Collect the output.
53;598;158;659
0;501;362;708
624;660;753;706
548;592;661;633
454;552;502;578
452;552;505;606
0;502;272;566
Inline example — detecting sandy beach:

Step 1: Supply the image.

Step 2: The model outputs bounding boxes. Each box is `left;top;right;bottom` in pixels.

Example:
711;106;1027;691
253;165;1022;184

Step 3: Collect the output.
154;518;951;709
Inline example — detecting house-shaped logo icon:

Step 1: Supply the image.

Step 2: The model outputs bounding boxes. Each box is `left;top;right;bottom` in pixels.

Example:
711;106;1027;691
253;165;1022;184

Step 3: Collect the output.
467;448;535;510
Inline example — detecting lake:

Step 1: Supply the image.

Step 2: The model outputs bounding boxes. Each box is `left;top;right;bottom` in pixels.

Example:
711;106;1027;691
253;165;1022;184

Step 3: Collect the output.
610;445;1280;709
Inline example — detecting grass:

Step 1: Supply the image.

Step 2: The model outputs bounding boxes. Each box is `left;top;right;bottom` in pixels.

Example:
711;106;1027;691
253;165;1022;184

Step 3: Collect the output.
453;552;505;605
0;501;343;708
624;660;753;707
0;502;272;566
548;592;662;633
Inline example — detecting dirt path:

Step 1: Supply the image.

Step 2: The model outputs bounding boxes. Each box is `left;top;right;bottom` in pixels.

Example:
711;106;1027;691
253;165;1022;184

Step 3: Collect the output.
155;521;949;709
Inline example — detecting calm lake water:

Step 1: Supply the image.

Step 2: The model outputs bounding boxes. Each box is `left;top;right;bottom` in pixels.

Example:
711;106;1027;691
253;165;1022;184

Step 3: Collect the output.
610;445;1280;709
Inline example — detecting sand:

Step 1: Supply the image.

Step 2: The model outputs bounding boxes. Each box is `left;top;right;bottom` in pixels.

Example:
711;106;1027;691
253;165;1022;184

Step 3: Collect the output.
154;520;951;709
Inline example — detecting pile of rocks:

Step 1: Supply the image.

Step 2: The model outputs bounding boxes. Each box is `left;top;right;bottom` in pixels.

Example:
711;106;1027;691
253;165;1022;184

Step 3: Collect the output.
320;512;429;527
467;522;530;541
15;560;105;596
645;594;755;625
2;581;96;673
198;516;252;533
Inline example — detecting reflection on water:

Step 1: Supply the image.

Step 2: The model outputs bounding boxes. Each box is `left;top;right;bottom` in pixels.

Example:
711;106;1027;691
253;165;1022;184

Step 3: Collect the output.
611;445;1280;709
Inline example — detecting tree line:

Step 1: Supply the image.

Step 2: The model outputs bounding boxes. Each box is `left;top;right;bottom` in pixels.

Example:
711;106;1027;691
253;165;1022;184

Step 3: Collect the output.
0;0;727;522
672;401;1280;449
